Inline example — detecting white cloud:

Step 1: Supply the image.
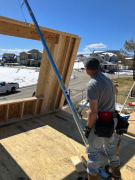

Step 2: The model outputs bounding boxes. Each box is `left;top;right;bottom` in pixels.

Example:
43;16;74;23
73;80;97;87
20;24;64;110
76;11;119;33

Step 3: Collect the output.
78;43;107;55
87;43;107;49
0;48;30;55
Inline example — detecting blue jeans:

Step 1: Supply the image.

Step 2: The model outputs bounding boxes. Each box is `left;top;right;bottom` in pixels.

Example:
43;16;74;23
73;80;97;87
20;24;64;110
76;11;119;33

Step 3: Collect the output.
86;124;120;175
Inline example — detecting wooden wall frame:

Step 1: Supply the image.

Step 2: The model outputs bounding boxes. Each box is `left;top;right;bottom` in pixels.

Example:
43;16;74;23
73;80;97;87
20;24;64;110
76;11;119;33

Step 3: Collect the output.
0;16;81;119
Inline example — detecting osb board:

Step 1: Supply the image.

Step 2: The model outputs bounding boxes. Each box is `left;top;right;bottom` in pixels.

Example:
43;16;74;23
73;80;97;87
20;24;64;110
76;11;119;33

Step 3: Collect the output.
0;110;134;180
0;105;5;121
52;37;75;109
0;124;85;180
23;101;34;116
45;35;68;110
58;38;81;109
36;43;55;97
128;112;135;136
8;103;20;119
38;42;60;112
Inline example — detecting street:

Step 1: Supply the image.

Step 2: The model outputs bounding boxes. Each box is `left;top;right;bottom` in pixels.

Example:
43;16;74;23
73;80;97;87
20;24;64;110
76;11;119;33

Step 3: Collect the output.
0;71;90;102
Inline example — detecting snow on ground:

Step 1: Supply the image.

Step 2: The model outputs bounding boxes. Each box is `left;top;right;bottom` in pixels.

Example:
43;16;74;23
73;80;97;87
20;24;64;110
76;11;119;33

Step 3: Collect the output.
70;75;78;80
115;70;133;76
0;67;39;88
79;99;132;113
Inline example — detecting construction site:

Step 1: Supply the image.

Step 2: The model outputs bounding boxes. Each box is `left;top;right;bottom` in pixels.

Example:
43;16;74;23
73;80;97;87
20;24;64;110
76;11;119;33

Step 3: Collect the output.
0;1;135;180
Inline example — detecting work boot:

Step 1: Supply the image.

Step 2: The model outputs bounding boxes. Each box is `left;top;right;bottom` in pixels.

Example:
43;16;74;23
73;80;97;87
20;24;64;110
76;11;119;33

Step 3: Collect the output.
88;174;99;180
105;164;121;178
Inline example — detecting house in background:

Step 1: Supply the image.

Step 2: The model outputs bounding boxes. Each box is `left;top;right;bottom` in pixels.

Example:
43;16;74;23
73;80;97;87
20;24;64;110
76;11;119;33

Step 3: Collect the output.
2;53;17;63
19;52;28;65
75;54;87;62
83;50;119;73
20;49;43;67
0;55;2;62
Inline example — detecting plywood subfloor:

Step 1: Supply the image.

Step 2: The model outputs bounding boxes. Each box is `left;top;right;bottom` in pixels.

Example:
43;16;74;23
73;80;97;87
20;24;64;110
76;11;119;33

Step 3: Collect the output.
128;112;135;136
0;110;135;180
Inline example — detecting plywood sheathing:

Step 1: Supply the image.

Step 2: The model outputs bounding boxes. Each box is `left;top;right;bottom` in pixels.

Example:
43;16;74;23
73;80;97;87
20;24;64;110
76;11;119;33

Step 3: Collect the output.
23;101;34;116
52;37;75;110
0;105;6;121
0;110;135;180
8;103;20;119
45;35;68;111
0;97;43;125
36;35;81;112
36;36;80;113
58;38;81;109
128;112;135;136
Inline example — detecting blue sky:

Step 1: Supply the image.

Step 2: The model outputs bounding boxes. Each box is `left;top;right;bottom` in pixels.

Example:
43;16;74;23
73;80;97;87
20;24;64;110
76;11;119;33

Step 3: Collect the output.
0;0;135;55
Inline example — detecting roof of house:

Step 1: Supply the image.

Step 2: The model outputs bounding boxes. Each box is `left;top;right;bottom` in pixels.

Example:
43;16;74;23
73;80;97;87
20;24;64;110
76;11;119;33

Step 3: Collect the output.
93;50;119;55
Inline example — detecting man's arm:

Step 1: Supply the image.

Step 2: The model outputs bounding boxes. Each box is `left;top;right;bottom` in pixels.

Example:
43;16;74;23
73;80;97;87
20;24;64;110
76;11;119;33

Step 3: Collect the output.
87;100;98;128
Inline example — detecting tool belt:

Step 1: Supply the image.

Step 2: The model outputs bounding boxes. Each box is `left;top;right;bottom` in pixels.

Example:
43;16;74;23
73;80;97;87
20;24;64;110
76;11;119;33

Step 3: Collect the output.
94;111;114;138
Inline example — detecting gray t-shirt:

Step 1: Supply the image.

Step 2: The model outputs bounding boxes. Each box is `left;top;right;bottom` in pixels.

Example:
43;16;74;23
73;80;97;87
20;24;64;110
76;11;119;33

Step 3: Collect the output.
86;71;115;112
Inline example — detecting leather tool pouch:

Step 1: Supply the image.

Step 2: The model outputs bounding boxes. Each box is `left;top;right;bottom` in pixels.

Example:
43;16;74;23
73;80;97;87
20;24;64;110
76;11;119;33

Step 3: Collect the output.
115;111;129;135
94;112;114;138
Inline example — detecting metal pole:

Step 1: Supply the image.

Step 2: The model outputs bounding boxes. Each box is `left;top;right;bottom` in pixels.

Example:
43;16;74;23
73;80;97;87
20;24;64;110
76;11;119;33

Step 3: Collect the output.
23;0;87;146
82;90;83;101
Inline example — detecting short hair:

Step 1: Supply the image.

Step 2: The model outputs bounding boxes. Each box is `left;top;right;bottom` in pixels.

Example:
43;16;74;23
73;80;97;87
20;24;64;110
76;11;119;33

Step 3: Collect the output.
84;58;100;70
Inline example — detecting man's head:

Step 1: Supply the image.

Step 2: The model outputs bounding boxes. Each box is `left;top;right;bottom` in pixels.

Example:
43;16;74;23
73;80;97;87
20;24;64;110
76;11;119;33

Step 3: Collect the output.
84;58;100;78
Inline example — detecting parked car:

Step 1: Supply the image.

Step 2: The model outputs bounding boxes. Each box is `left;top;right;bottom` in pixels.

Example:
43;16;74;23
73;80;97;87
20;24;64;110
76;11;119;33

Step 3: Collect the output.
0;81;19;93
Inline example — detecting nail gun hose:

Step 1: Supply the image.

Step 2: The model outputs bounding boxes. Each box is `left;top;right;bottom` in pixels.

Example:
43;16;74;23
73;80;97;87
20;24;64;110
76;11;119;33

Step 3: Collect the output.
23;0;88;146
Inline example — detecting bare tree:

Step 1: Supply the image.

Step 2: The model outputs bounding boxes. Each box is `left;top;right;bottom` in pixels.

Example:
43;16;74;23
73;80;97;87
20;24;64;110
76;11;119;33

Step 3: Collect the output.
118;37;135;69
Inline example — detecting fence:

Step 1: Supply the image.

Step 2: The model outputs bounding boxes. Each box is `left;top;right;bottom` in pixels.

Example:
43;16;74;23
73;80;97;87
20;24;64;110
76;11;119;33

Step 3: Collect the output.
63;88;86;106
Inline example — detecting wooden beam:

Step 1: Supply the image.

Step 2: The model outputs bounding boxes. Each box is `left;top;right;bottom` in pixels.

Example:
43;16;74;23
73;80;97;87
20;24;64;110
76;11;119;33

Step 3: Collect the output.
58;38;81;109
68;139;87;168
4;105;9;123
70;156;86;174
0;16;79;38
32;100;38;116
0;97;44;106
19;102;25;120
0;21;59;44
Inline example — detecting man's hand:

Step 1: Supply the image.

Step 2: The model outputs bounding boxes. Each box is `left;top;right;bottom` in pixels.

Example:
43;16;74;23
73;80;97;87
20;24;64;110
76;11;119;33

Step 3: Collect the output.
83;126;91;138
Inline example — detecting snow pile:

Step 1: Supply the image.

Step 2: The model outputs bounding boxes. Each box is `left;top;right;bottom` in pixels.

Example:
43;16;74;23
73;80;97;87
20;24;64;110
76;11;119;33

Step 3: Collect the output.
70;75;78;80
0;67;78;88
114;103;132;111
115;70;133;76
0;67;39;88
62;106;69;110
79;99;132;113
79;99;89;107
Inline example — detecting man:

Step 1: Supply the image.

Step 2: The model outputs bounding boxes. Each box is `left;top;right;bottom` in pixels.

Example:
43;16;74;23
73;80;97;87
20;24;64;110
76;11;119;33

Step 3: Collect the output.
84;58;121;180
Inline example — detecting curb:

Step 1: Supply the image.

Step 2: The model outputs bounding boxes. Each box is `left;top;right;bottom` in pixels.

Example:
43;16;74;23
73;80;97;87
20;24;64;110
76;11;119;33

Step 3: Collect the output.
19;84;37;89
